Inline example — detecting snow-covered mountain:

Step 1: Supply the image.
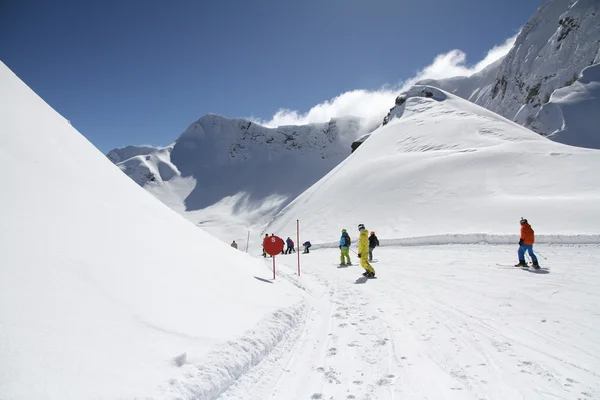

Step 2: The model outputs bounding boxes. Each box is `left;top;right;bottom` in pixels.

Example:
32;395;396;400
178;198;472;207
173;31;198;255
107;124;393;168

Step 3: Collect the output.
418;0;600;148
3;59;600;399
267;85;600;244
108;114;369;244
0;61;305;399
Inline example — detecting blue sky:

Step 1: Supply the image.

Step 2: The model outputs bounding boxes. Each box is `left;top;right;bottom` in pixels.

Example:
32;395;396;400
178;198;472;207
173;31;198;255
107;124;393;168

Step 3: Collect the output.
1;0;543;153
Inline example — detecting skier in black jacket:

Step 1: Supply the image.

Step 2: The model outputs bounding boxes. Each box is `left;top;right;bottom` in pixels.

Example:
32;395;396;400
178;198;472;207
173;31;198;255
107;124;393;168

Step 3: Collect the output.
368;231;379;261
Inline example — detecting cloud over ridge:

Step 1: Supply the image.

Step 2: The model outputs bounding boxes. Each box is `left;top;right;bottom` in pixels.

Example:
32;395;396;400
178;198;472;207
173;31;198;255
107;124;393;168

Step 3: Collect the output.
254;33;518;129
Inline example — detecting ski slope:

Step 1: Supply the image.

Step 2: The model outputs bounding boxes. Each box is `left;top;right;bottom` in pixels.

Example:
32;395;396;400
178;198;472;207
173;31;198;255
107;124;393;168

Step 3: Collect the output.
0;63;305;399
218;245;600;400
266;86;600;246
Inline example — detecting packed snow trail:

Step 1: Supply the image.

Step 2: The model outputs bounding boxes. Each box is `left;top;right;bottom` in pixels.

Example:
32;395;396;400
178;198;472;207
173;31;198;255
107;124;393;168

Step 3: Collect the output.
218;245;600;400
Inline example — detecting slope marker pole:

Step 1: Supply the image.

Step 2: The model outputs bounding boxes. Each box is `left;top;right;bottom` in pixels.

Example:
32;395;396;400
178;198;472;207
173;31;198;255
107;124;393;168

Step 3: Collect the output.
297;219;301;276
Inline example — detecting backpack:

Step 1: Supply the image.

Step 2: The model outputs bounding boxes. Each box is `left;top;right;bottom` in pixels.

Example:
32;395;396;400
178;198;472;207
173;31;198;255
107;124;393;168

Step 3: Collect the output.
344;235;351;246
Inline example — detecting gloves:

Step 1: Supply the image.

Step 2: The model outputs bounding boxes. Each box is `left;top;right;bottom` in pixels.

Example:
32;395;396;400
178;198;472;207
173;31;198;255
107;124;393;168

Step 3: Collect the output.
518;239;524;246
339;245;342;249
358;253;361;258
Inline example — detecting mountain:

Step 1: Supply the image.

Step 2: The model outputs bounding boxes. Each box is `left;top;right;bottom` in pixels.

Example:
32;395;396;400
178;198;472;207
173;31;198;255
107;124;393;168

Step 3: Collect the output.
3;60;600;399
267;85;600;243
108;114;369;245
0;61;304;399
418;0;600;149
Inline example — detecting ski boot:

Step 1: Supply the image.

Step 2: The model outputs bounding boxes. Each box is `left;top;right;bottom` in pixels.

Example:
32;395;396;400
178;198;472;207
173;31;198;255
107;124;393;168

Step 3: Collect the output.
362;271;369;277
532;261;540;269
514;260;528;267
367;271;375;278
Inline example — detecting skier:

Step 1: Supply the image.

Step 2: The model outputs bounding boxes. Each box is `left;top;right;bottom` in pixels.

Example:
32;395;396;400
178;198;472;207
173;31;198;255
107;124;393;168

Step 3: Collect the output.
285;237;295;254
339;229;352;266
303;241;312;253
515;218;540;269
231;240;238;249
358;224;376;277
262;233;268;257
368;231;379;261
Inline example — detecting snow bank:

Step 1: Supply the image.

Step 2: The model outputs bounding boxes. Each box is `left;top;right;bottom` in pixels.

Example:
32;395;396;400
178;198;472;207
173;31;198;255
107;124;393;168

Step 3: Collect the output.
0;61;304;399
163;302;307;400
312;233;600;249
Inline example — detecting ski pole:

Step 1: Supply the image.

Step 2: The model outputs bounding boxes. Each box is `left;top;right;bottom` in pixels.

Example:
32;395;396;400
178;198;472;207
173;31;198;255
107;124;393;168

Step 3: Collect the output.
534;251;547;260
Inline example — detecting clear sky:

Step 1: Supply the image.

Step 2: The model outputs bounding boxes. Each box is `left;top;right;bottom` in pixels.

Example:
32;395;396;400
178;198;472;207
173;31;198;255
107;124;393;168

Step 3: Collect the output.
1;0;543;153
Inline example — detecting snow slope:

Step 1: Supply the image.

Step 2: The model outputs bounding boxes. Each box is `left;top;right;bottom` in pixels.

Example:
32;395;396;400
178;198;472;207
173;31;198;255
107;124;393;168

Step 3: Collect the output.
267;85;600;245
108;115;368;246
533;63;600;148
0;61;305;399
419;0;600;148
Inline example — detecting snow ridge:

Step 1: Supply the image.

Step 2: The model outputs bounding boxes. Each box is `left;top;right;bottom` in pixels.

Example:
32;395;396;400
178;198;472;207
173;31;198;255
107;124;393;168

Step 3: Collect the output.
417;0;600;148
163;301;307;400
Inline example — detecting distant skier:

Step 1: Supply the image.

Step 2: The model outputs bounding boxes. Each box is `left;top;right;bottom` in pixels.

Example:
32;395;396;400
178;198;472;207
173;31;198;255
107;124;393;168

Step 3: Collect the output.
339;229;352;266
303;241;312;253
231;240;238;249
368;231;379;261
515;218;540;269
285;237;295;254
262;233;269;257
358;224;376;277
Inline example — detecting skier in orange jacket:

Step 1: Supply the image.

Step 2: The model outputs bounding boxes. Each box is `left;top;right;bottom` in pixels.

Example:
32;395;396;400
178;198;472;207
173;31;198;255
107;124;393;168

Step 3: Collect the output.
515;218;540;269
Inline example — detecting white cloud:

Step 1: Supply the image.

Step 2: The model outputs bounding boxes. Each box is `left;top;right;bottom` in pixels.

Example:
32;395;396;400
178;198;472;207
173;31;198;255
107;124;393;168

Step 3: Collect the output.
255;32;519;129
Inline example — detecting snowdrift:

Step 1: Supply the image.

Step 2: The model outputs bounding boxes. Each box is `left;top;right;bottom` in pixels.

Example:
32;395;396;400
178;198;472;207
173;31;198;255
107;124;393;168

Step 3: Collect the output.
266;86;600;245
0;62;304;399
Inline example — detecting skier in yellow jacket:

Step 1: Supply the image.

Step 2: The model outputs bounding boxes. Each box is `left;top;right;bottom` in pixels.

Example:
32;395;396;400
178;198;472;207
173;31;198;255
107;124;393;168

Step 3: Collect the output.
357;224;376;277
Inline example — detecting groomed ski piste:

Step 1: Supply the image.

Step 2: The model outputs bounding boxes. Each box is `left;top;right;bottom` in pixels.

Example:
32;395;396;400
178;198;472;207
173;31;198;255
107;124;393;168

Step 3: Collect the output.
2;60;600;400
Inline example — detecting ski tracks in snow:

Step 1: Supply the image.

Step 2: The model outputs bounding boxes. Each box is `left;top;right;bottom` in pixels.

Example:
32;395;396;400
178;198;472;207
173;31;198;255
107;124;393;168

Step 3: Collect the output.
217;245;600;400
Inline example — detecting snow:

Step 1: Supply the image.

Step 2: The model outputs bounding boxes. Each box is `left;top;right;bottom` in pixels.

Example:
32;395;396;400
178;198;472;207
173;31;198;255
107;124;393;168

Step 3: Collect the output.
417;0;600;149
535;63;600;149
107;115;369;247
268;86;600;245
218;245;600;400
0;62;304;399
3;11;600;396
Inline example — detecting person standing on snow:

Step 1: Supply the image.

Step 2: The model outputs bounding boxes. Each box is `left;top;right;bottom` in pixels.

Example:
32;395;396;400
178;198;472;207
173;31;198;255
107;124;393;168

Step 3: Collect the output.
339;229;352;266
368;231;379;261
285;237;295;254
262;233;268;257
231;240;238;249
358;224;376;277
515;218;540;269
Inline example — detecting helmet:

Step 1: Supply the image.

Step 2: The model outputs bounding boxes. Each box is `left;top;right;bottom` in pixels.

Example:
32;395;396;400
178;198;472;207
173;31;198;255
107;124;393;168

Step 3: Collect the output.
370;231;375;235
358;224;365;231
520;217;528;224
341;228;347;233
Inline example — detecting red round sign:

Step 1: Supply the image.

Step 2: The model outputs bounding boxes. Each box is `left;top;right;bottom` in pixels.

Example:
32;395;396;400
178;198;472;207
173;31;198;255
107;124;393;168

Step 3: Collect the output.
263;235;284;256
